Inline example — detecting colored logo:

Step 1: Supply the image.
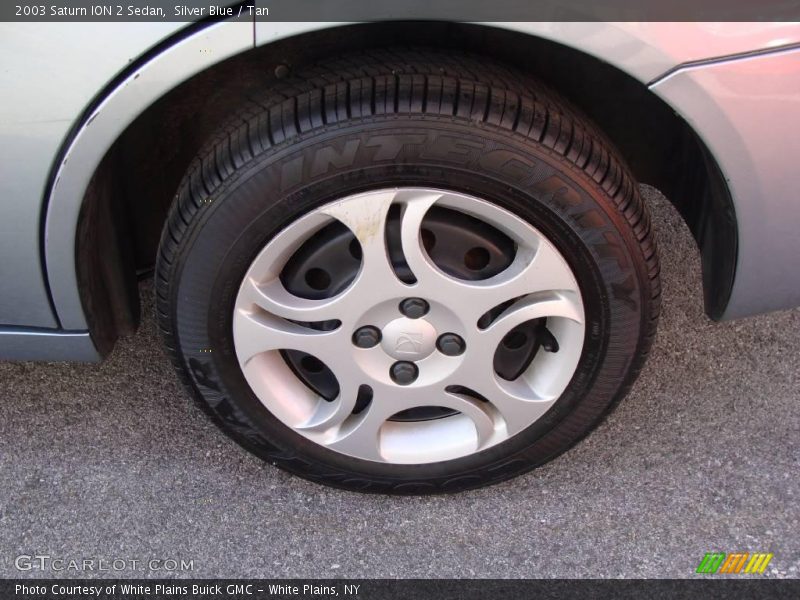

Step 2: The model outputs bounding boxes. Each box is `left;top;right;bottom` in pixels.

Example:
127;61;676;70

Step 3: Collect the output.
696;552;773;574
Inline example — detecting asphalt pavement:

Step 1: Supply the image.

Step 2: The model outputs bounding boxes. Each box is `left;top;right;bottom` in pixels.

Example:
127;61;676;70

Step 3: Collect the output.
1;186;798;579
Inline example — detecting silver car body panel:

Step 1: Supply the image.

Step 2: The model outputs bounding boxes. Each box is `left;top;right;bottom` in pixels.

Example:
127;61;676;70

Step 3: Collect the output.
1;20;799;359
0;330;98;362
0;22;185;328
651;46;800;319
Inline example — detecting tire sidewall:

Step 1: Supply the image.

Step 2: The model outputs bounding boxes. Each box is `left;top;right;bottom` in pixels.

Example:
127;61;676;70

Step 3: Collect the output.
169;117;648;492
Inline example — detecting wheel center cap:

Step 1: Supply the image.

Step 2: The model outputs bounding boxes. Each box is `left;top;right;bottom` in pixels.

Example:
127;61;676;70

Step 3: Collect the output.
381;317;437;361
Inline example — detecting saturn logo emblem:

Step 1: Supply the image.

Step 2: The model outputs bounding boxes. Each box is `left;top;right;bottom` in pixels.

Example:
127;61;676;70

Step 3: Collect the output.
395;332;423;354
381;318;437;360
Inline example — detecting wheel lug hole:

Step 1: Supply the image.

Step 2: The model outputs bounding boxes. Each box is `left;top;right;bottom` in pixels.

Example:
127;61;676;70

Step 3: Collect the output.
352;326;381;348
390;361;418;385
437;333;466;356
399;298;429;319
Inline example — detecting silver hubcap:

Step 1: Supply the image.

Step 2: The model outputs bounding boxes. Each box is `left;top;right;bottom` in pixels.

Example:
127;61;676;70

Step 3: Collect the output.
233;188;585;464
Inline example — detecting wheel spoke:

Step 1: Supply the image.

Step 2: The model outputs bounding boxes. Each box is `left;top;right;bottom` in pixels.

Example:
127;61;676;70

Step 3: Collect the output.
235;308;367;435
398;190;445;286
233;308;344;364
449;293;583;435
239;189;408;324
235;313;368;402
450;352;557;437
400;206;580;321
296;379;361;432
439;389;498;448
468;242;580;319
321;189;404;293
323;400;394;462
472;377;555;437
241;277;354;323
481;291;583;345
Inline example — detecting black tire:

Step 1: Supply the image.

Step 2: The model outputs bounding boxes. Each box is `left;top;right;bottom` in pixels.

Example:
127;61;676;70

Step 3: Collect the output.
155;49;660;494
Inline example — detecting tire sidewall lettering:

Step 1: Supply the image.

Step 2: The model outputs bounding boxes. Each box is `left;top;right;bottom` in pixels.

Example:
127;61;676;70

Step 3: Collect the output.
175;119;647;484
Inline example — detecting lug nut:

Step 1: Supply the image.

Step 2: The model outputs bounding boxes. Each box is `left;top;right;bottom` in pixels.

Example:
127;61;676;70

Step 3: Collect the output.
352;326;381;348
437;333;466;356
399;298;429;319
390;361;418;385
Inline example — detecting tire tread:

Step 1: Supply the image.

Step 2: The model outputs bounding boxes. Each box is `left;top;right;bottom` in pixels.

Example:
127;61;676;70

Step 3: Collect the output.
155;48;661;494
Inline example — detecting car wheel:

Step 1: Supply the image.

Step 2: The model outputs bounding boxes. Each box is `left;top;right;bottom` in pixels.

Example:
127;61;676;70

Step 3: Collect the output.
155;49;660;494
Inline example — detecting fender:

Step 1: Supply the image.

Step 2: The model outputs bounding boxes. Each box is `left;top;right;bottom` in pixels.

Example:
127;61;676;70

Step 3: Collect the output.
44;19;253;330
651;46;800;318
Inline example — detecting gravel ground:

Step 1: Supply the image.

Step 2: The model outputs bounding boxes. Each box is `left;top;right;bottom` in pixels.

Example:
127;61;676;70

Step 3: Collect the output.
0;187;798;579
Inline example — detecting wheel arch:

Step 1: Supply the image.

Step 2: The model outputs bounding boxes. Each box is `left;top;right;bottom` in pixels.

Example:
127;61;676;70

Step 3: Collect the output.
45;21;735;356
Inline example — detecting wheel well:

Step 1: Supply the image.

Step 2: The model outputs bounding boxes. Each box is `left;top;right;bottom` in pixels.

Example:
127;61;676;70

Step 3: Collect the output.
78;21;735;352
